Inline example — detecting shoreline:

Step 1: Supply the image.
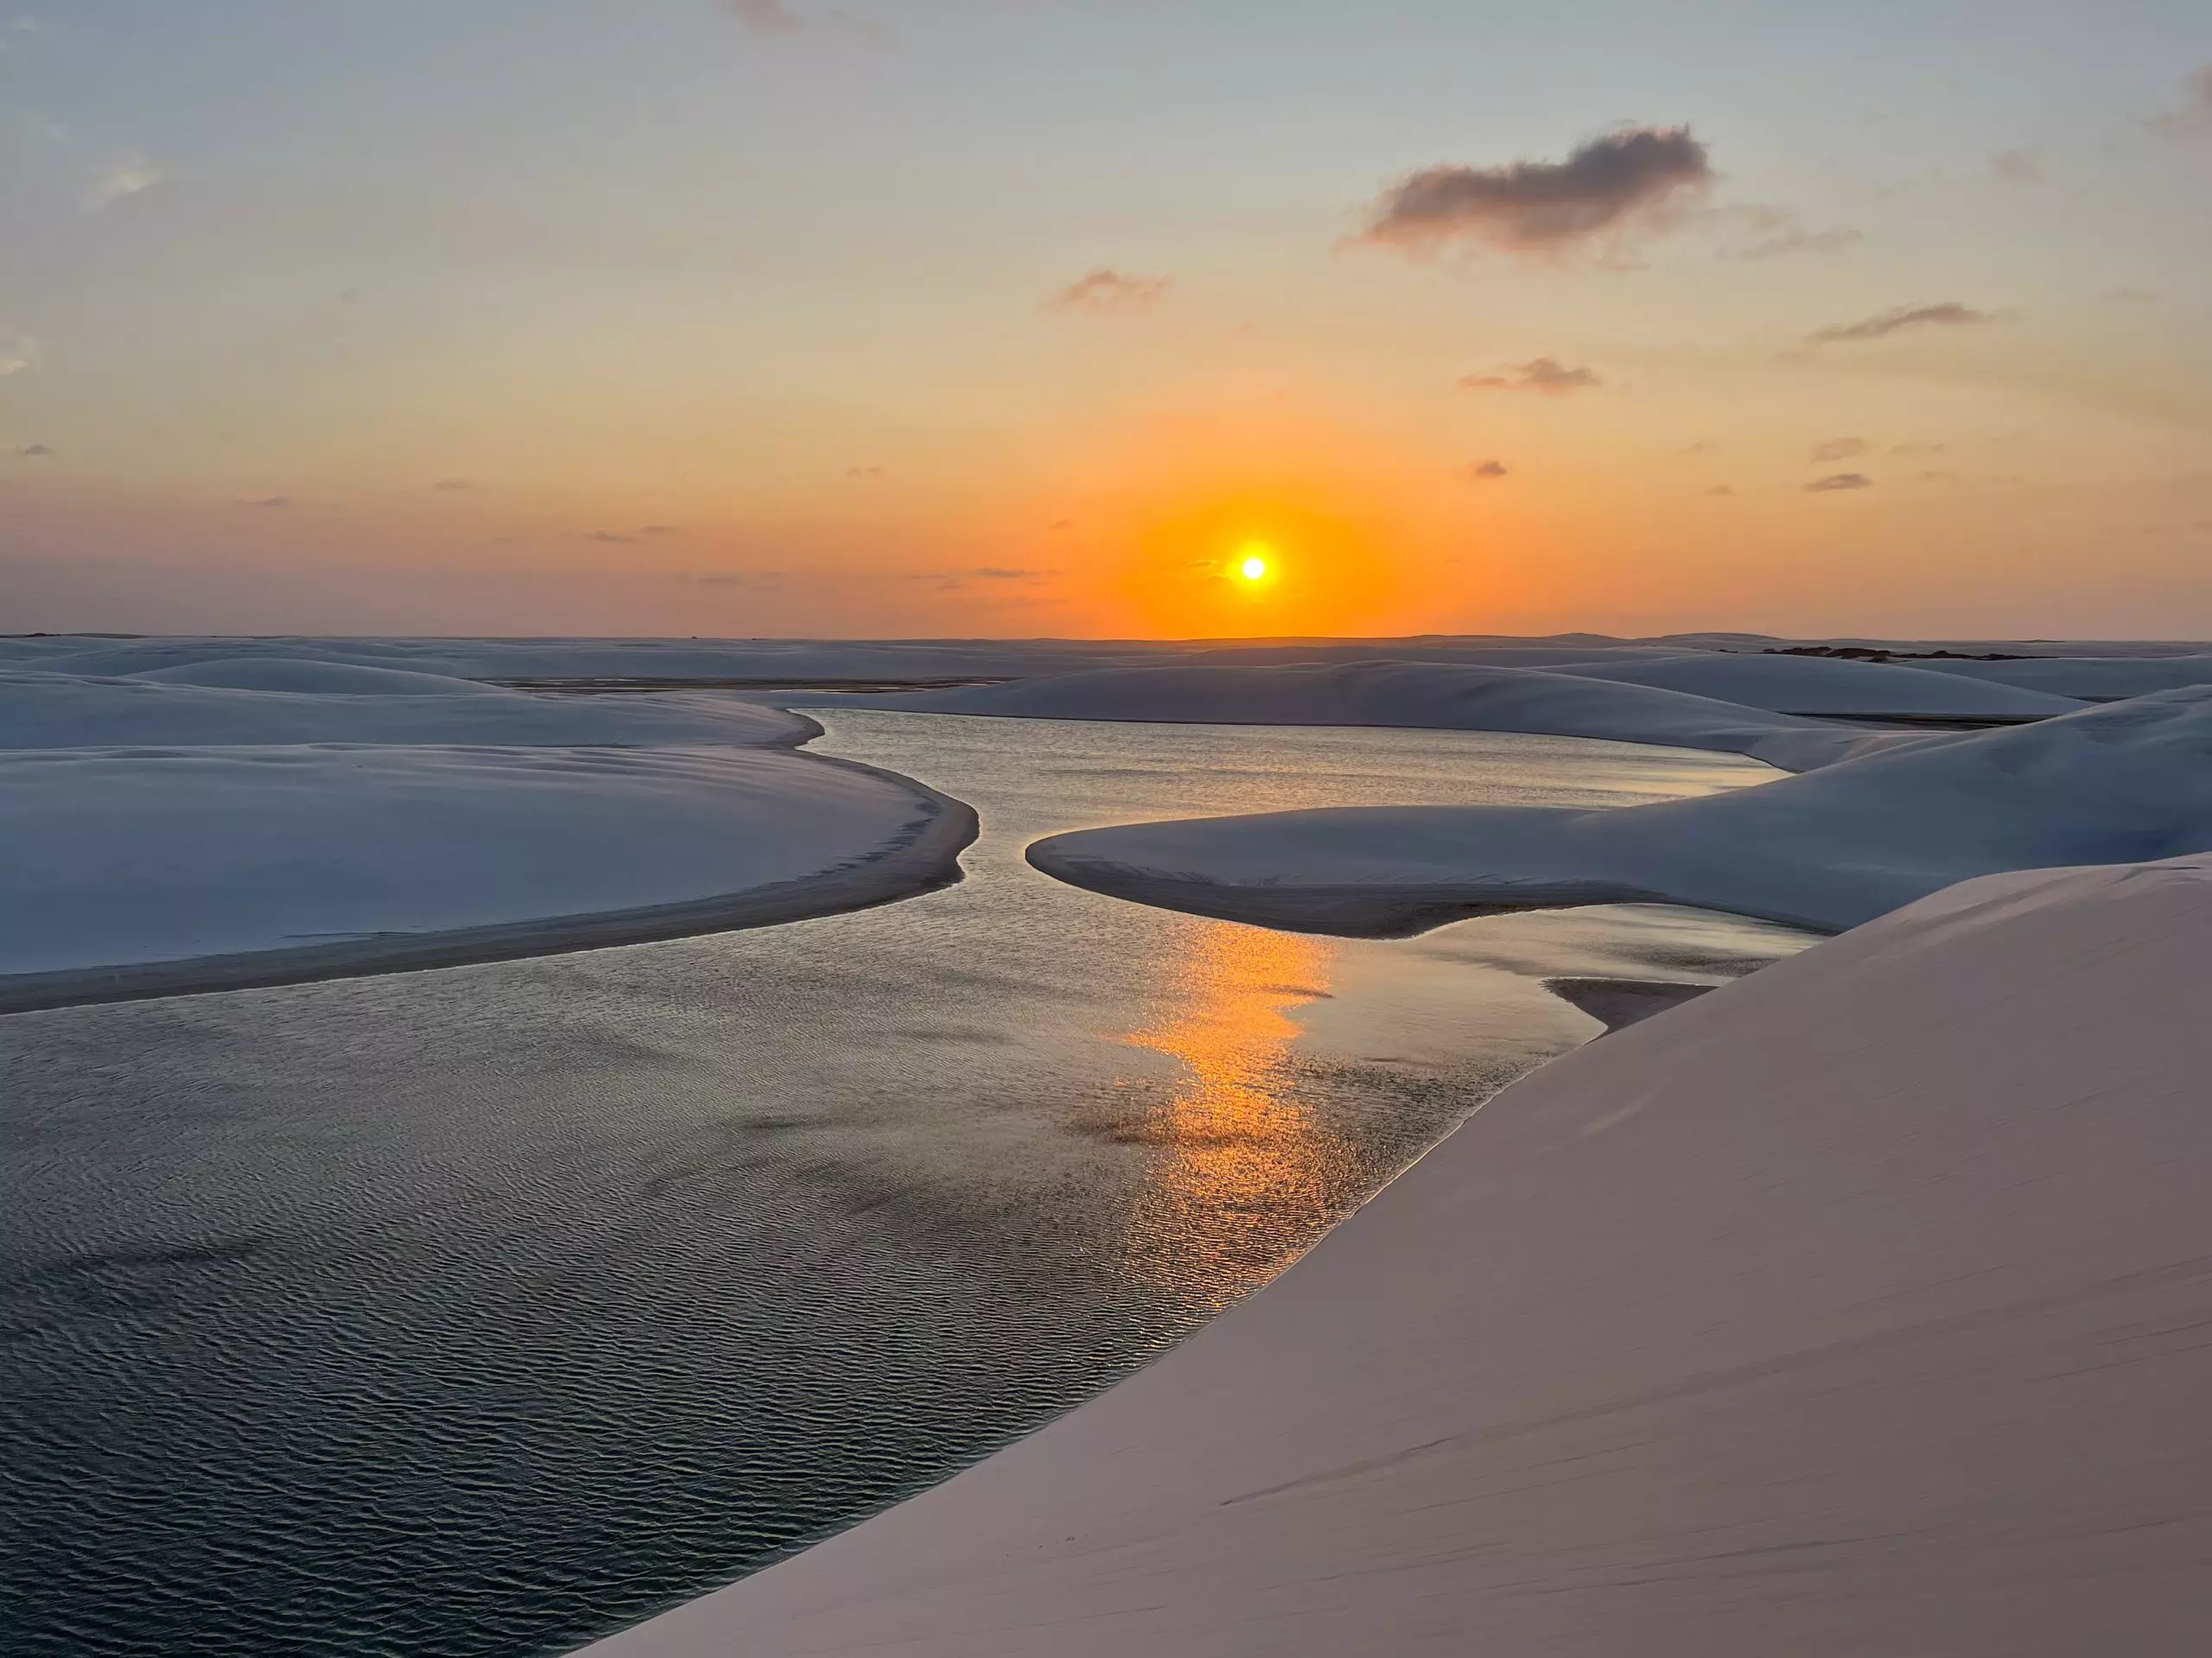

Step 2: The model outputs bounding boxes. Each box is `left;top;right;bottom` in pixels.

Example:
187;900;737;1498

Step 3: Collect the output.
0;753;979;1018
578;854;2212;1656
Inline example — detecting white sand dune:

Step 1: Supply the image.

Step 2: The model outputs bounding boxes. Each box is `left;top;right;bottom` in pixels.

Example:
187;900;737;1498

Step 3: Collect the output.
580;852;2212;1658
0;744;971;1007
1502;649;2079;719
1914;654;2212;701
1029;689;2212;935
129;657;511;696
0;634;2174;715
0;659;969;1008
853;660;1923;774
0;670;809;750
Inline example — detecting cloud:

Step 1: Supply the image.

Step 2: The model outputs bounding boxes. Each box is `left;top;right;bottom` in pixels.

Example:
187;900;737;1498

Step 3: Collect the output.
727;0;802;31
692;569;787;588
83;154;164;213
585;530;637;543
1705;485;1735;497
1463;460;1510;480
1047;518;1073;531
431;477;474;492
0;331;37;376
1354;125;1712;258
1713;205;1862;262
1807;302;2000;345
1459;357;1601;395
846;464;885;479
1805;473;1873;492
237;495;290;509
1809;436;1868;463
642;524;680;537
1988;148;2041;183
14;441;54;458
2148;67;2212;139
969;567;1043;580
1046;269;1170;314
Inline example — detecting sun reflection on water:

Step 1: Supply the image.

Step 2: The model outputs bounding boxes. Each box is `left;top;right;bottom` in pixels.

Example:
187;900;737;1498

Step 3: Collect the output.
1113;919;1357;1308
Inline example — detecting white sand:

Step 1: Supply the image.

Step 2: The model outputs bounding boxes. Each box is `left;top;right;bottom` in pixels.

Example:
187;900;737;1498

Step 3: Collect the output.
580;851;2212;1656
0;670;810;749
0;664;969;1007
0;745;963;980
1030;689;2212;934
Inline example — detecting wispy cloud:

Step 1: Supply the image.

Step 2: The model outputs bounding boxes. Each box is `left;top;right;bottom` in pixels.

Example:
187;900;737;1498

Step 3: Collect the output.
1046;269;1170;315
1809;436;1867;463
83;153;164;213
1806;473;1873;492
1712;204;1862;263
237;495;291;509
1463;459;1510;480
923;566;1056;592
431;477;474;492
14;441;54;458
1808;302;2001;345
1705;485;1735;497
0;331;37;376
2148;66;2212;140
1459;357;1600;395
1988;148;2042;182
846;464;886;479
727;0;801;32
1354;125;1712;258
585;530;637;544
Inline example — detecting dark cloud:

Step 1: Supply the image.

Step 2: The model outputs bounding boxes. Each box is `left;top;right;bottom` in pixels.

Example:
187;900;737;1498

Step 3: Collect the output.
1807;302;2000;345
642;524;680;537
1705;485;1735;497
1355;125;1712;257
1805;473;1873;492
14;442;54;458
1459;357;1601;395
585;530;638;544
1464;460;1510;480
1046;518;1073;531
1809;436;1867;463
1046;269;1170;315
238;495;290;509
2149;66;2212;140
727;0;802;32
431;477;473;492
1988;149;2042;183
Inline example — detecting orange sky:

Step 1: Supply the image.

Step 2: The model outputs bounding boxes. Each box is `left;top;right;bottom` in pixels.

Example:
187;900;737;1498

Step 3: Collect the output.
2;3;2209;637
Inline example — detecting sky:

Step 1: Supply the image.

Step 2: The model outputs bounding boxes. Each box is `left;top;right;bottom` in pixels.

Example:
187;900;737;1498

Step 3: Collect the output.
2;0;2209;638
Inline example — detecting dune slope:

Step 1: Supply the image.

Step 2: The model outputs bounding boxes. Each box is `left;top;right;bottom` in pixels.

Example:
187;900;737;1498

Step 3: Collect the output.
1030;689;2212;934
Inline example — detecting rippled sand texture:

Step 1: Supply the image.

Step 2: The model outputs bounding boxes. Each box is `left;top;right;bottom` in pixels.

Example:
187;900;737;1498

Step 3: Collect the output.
0;714;1812;1657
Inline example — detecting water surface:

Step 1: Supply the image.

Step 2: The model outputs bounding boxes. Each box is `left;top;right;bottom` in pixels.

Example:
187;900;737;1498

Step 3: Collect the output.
0;714;1813;1656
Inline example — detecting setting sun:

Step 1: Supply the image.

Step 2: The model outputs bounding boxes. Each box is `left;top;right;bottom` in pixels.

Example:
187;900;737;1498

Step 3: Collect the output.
1240;553;1270;582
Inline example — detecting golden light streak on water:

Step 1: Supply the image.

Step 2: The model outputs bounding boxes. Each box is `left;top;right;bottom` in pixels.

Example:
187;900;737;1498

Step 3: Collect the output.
1116;918;1356;1305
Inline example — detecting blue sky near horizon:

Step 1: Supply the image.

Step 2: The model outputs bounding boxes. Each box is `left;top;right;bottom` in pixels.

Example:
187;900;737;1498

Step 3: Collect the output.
2;1;2209;636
